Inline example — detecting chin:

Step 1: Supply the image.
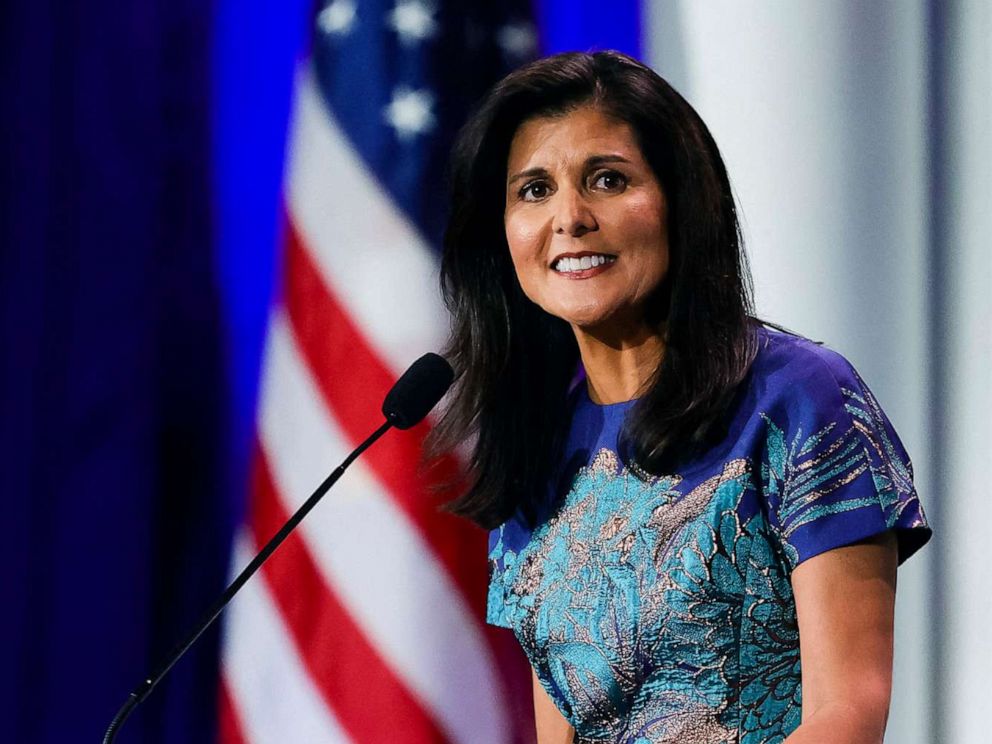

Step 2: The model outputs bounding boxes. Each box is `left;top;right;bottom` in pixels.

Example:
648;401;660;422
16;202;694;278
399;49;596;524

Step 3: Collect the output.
543;301;607;328
554;303;656;341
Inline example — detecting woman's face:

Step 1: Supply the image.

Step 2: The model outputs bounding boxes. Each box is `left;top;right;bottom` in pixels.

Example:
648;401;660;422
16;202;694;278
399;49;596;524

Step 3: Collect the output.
503;104;669;335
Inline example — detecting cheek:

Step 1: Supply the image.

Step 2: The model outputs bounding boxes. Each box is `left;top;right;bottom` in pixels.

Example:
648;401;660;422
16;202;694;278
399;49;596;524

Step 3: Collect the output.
504;213;546;269
623;201;669;275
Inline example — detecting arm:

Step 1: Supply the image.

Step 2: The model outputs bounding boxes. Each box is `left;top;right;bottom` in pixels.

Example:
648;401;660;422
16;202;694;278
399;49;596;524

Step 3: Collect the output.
533;668;575;744
783;531;898;744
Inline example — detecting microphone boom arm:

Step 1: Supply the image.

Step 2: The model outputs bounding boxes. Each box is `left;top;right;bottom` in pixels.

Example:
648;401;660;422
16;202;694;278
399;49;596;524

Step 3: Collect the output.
102;419;393;744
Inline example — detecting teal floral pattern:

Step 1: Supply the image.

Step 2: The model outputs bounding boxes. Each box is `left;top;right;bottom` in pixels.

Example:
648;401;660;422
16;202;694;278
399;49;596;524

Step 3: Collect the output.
488;329;930;743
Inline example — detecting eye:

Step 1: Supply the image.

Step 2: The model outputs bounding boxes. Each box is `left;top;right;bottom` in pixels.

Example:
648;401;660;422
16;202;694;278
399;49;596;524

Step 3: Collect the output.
519;180;553;202
590;170;628;192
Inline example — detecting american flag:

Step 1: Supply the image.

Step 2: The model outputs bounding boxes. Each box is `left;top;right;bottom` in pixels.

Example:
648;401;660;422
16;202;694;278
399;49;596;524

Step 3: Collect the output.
217;1;536;742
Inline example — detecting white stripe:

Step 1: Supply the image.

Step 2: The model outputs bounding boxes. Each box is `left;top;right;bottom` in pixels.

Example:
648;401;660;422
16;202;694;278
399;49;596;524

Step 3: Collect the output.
286;66;448;378
222;532;353;744
256;312;511;744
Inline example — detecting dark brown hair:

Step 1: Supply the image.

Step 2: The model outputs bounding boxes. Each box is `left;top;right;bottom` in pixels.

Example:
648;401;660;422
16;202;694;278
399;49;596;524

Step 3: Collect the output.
429;51;757;529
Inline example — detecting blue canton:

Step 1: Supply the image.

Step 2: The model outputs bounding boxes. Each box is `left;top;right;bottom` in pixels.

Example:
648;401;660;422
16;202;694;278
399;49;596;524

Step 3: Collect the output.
311;0;536;247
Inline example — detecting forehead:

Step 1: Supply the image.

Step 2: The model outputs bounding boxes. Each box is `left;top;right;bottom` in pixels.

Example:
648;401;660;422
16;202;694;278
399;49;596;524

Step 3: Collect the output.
506;105;643;170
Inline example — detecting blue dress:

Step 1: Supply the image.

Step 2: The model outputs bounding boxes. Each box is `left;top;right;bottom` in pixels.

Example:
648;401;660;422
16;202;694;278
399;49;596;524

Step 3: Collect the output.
487;328;931;743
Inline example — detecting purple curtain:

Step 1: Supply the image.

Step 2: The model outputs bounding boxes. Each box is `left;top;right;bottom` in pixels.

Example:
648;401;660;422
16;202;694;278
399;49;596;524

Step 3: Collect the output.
0;2;232;742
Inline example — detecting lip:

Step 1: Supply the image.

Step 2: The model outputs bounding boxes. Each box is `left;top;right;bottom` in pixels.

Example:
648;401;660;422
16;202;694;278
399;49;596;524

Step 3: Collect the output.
549;251;617;280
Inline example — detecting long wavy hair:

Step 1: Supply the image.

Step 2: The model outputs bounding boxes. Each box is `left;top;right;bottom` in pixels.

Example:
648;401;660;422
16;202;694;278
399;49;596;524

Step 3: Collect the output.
429;51;757;529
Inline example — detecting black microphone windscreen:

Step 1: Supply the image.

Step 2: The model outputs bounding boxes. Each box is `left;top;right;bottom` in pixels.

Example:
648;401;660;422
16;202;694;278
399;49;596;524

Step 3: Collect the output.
381;353;454;430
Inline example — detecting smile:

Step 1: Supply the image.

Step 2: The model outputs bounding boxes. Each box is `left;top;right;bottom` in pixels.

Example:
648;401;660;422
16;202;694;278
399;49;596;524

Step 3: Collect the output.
551;253;617;274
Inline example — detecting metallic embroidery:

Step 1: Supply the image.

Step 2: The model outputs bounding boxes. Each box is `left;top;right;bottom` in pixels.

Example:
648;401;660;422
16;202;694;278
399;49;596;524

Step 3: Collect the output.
488;356;930;743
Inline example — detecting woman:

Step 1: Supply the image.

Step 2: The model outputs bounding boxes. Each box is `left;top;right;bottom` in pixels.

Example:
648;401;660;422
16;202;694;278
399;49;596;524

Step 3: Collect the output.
430;51;930;743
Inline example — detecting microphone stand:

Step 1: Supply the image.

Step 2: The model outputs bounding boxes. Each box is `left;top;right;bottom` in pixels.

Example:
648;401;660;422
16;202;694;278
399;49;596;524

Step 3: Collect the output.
102;419;393;744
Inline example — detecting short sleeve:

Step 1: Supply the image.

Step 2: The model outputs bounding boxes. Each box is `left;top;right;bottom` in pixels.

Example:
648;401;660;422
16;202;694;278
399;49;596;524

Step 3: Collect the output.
760;346;931;571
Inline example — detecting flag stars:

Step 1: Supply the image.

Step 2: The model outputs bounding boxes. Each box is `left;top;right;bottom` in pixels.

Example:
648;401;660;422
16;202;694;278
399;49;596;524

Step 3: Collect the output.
387;1;438;45
318;0;358;36
497;21;537;60
384;87;436;141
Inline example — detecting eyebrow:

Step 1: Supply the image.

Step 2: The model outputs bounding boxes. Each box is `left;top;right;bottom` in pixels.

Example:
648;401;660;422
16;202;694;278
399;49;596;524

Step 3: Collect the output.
506;154;633;187
586;154;631;168
506;167;548;187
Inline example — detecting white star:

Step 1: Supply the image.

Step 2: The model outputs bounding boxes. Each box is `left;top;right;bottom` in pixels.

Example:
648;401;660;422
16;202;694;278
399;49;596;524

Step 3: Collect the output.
497;22;537;60
384;87;436;141
386;1;438;45
317;0;357;37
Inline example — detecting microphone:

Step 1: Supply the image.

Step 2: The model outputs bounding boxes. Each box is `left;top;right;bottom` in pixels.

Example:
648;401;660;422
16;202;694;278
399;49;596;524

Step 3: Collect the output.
103;353;454;744
382;352;454;429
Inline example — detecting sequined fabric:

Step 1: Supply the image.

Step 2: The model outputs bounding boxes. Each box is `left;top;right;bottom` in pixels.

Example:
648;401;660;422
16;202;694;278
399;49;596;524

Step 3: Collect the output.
487;328;930;743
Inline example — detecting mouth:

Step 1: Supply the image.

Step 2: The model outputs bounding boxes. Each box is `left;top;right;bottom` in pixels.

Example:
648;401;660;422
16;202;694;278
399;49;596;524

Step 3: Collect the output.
550;251;617;278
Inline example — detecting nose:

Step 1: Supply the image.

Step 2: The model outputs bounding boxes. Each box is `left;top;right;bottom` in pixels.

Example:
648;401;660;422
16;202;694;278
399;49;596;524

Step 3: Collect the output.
552;187;598;237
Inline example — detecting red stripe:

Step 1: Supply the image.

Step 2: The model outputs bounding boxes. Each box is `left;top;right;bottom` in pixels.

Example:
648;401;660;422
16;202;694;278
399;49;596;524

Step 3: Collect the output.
217;677;248;744
250;444;449;743
284;216;534;740
282;217;487;614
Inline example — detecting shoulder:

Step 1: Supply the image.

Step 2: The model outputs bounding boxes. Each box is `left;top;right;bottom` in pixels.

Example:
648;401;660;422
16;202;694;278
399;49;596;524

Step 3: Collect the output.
754;326;862;388
745;326;905;476
749;326;867;420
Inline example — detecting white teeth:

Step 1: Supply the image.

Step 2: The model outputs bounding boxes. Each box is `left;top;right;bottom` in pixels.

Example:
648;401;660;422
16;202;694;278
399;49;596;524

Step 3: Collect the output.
554;254;615;273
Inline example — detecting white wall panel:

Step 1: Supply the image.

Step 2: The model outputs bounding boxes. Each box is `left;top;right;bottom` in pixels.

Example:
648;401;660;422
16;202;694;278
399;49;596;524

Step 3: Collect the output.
645;4;937;741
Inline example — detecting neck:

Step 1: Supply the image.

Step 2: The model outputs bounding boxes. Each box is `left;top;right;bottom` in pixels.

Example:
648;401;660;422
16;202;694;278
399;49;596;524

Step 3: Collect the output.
573;321;665;404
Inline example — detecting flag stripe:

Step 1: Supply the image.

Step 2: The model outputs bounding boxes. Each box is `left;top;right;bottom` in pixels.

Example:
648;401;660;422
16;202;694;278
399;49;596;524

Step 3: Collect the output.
217;678;248;744
223;7;539;740
257;310;511;742
285;68;447;378
222;534;354;744
250;450;446;742
282;218;486;607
